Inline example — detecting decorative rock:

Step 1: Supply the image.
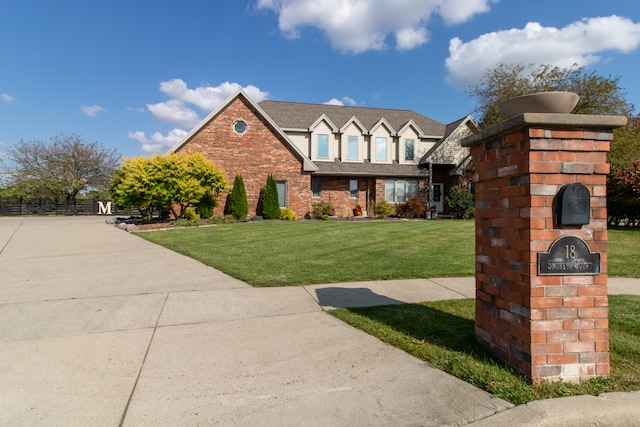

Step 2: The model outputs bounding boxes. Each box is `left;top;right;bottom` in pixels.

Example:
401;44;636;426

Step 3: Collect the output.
125;224;138;232
117;223;127;230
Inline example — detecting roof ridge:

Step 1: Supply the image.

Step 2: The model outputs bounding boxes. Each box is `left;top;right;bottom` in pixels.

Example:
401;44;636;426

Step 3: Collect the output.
259;99;416;114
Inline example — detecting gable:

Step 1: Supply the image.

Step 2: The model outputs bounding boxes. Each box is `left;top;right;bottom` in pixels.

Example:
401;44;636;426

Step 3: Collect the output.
420;116;477;166
170;90;316;172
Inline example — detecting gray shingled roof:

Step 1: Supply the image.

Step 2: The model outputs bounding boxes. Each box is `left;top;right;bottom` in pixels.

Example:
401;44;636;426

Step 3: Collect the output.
314;159;429;177
259;100;446;136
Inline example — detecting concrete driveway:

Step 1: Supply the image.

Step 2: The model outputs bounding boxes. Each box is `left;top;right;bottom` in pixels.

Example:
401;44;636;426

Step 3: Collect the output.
0;217;511;426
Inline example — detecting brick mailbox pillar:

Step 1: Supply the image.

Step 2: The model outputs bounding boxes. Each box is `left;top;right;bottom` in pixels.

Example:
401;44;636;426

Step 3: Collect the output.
461;113;627;383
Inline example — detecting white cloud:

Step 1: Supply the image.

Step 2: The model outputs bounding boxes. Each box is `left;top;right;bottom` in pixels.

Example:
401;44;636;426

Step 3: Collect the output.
437;0;494;25
445;15;640;89
147;79;269;128
128;128;188;154
1;93;14;103
323;96;357;106
81;105;107;117
256;0;495;53
147;99;201;128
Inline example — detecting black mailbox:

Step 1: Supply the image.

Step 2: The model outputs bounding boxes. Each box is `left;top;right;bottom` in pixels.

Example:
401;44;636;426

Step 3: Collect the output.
557;183;590;225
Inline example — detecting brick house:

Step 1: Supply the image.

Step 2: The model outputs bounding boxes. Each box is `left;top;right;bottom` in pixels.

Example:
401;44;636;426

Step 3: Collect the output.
169;89;477;218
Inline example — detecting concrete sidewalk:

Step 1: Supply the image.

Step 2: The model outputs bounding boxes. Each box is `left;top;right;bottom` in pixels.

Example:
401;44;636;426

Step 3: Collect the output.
0;217;638;426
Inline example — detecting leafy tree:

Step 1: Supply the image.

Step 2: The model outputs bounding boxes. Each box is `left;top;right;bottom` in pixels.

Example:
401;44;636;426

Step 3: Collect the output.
609;117;640;172
468;63;639;225
468;63;634;127
609;159;640;226
262;173;281;219
1;133;120;205
110;152;226;220
227;174;248;219
445;185;475;219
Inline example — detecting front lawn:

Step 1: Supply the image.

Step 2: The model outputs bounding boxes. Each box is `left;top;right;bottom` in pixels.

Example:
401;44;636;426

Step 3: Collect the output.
135;220;476;286
135;219;639;286
331;295;640;405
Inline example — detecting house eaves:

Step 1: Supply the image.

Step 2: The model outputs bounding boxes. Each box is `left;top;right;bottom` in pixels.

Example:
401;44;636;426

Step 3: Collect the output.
168;89;317;172
313;160;429;177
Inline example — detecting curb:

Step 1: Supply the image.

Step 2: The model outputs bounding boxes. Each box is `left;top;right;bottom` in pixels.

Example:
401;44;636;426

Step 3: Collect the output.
469;391;640;426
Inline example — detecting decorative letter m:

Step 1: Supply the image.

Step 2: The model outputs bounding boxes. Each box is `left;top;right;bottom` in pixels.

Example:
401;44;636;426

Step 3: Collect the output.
98;201;112;215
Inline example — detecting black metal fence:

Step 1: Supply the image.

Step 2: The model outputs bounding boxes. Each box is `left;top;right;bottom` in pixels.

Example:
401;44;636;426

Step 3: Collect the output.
0;197;140;216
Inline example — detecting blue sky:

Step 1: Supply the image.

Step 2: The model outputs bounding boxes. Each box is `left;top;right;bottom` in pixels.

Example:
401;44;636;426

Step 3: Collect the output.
1;0;639;158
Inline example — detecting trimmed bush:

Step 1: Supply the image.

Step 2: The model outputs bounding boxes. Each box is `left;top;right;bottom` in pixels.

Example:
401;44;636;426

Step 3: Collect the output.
374;201;393;218
197;192;216;218
280;207;297;221
262;173;281;219
445;185;475;219
228;175;249;219
182;207;200;220
311;200;335;219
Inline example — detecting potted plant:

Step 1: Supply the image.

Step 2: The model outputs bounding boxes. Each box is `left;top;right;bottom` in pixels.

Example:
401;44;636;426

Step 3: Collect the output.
353;204;362;217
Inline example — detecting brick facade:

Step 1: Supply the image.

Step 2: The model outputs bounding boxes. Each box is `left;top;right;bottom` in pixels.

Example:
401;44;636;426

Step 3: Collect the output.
463;114;626;384
178;96;312;218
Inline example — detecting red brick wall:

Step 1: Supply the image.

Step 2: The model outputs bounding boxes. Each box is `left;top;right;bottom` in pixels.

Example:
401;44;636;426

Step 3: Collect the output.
177;96;312;218
471;124;612;383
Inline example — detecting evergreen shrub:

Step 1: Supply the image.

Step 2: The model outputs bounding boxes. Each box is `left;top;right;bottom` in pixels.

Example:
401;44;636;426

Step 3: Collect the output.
445;185;475;219
262;173;281;219
374;201;393;218
228;175;249;219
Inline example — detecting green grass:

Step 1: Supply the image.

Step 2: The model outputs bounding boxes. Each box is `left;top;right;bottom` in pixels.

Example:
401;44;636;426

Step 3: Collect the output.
136;220;640;285
135;220;476;286
331;295;640;405
608;227;640;277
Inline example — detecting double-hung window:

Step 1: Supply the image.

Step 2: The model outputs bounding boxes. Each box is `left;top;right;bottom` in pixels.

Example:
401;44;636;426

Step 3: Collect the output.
317;134;329;159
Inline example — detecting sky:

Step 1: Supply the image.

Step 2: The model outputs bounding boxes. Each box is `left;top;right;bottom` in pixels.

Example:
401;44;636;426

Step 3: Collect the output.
1;0;639;159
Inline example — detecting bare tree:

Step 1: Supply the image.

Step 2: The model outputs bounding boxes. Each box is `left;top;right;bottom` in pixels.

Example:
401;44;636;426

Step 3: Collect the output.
2;133;120;205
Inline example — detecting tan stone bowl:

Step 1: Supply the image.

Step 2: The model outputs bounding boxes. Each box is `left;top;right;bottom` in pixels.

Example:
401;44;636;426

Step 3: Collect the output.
497;91;580;119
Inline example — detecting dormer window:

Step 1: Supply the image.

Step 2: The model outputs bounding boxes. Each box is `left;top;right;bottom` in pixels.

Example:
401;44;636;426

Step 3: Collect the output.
375;137;387;161
317;134;329;159
347;135;358;160
405;139;415;161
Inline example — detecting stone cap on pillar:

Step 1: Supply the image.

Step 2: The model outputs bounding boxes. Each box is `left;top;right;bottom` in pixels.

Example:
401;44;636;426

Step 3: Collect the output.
461;113;628;148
